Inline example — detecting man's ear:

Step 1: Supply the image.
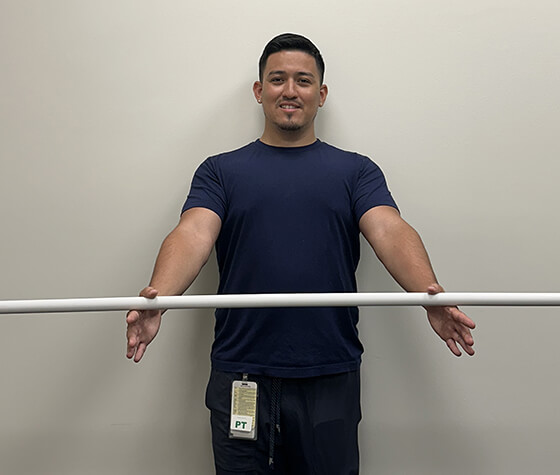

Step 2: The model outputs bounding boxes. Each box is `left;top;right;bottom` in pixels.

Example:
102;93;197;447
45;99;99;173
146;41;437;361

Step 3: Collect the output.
319;84;328;107
253;81;263;104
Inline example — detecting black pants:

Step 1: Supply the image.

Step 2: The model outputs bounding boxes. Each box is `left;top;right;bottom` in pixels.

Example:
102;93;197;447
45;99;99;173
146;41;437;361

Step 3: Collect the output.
205;369;361;475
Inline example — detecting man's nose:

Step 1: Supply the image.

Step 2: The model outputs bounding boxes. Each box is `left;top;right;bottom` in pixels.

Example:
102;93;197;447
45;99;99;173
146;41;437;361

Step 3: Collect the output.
282;79;297;98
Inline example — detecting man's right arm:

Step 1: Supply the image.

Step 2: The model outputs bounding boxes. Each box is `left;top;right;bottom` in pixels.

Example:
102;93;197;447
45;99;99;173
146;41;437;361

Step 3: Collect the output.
126;207;222;362
147;207;222;296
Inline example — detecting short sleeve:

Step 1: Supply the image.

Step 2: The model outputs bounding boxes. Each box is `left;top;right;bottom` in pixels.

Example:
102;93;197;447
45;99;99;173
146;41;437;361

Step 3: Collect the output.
181;156;227;219
352;155;398;221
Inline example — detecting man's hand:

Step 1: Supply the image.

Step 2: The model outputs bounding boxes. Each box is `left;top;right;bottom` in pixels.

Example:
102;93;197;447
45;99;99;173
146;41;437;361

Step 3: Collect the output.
126;287;162;363
425;284;476;356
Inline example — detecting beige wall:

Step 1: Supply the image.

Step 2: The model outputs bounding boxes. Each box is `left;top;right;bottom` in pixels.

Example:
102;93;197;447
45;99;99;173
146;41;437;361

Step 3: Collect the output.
1;1;559;473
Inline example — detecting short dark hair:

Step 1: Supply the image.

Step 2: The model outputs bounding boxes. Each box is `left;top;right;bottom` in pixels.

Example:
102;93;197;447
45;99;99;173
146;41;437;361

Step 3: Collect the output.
259;33;325;84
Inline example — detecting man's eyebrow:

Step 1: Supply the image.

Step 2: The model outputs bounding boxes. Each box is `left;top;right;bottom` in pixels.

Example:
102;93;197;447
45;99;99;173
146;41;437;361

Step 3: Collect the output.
267;70;316;78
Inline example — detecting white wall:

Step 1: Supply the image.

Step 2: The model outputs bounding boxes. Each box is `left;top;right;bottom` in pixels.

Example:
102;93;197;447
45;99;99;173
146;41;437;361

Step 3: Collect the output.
1;1;559;474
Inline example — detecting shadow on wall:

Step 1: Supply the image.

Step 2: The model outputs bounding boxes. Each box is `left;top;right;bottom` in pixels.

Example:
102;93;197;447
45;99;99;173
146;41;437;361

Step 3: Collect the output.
356;239;490;473
0;255;218;475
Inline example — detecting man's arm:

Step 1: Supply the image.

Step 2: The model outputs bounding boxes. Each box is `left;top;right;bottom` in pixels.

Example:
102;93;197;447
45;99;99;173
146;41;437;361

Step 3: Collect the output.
359;206;475;356
126;207;222;362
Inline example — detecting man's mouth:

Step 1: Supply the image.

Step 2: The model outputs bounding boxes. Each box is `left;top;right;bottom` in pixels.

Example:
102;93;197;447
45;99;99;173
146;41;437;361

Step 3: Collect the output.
279;103;300;110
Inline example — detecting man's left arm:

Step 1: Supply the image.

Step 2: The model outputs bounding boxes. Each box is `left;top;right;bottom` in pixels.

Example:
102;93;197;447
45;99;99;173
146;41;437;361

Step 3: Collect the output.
359;206;475;356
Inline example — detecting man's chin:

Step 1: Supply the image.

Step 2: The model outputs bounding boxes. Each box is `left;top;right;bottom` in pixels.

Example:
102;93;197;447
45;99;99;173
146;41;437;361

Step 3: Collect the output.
278;122;302;132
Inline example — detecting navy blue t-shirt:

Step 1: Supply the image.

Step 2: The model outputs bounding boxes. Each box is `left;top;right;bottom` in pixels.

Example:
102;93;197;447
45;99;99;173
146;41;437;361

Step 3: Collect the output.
182;139;397;377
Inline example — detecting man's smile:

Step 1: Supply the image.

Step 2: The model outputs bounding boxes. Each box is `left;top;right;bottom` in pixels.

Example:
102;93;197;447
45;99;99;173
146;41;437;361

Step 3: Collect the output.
279;102;301;110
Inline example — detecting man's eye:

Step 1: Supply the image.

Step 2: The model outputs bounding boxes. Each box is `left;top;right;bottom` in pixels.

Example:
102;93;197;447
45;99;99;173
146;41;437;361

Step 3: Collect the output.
270;78;283;83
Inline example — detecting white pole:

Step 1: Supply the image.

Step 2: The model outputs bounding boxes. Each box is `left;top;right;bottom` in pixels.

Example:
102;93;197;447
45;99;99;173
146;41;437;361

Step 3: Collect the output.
1;293;560;314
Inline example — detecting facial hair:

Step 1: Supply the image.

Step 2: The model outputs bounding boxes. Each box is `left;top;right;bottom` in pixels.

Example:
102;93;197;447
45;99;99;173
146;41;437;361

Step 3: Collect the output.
276;114;303;132
278;122;302;131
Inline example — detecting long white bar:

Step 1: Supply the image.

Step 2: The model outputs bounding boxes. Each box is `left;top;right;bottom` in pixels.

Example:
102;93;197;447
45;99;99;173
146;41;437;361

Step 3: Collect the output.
1;293;560;314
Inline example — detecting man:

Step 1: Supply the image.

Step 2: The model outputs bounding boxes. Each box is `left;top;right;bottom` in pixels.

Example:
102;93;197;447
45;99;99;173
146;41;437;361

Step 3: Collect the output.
126;33;475;475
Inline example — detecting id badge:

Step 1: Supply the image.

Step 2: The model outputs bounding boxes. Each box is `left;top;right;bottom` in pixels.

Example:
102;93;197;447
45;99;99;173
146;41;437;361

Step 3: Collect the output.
229;377;258;440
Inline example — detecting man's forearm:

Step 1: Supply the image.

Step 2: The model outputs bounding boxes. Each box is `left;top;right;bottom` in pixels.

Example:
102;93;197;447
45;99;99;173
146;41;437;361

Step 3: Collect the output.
148;230;210;295
360;206;438;292
375;221;438;291
147;208;221;296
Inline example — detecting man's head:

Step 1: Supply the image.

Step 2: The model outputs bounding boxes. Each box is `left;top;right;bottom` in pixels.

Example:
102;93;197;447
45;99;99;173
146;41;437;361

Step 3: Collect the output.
254;34;328;146
258;33;325;85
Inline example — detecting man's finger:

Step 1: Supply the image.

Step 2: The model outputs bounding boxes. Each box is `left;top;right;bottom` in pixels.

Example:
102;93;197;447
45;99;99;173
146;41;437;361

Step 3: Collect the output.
134;343;147;363
446;338;462;357
126;340;136;359
458;339;475;356
448;307;476;329
427;283;444;295
139;287;158;299
452;331;475;356
126;309;140;325
458;326;475;346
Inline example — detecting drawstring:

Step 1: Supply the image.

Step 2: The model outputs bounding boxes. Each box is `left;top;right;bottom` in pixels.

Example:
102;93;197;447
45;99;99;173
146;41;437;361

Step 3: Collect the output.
268;378;282;469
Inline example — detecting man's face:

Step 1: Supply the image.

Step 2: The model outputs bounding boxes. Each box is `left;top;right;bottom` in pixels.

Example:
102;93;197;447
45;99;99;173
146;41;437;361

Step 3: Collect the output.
253;50;328;139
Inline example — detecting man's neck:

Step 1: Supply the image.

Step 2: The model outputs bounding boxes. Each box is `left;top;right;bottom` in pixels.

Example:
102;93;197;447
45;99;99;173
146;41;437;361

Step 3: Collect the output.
259;126;317;148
